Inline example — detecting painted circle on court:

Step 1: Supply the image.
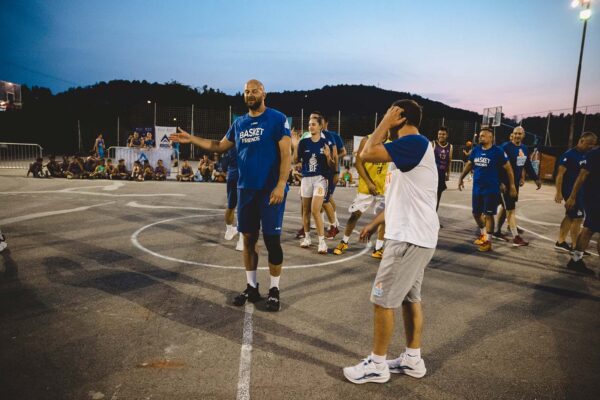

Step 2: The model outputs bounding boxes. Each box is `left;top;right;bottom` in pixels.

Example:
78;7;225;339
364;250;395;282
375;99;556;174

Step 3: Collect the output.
131;213;371;270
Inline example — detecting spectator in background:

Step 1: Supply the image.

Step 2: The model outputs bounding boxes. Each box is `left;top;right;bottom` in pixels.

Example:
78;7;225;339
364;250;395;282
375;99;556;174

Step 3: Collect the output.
93;133;106;158
46;155;63;177
155;159;167;180
199;154;214;182
170;138;180;167
106;159;117;178
144;132;155;149
177;160;194;182
27;157;47;178
131;161;143;181
114;159;130;180
61;155;70;174
90;159;107;179
128;132;142;148
143;160;154;181
66;157;84;179
340;166;354;186
212;153;226;183
83;154;97;178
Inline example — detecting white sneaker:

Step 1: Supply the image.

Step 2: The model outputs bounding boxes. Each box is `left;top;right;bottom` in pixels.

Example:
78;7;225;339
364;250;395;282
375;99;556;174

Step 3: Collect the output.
318;241;328;254
386;353;426;378
235;235;244;251
343;357;390;384
224;226;238;241
300;237;312;248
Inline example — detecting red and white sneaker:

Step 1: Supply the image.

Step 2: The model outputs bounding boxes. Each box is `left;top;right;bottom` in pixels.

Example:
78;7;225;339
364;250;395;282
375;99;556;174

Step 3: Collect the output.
325;225;340;239
512;235;529;247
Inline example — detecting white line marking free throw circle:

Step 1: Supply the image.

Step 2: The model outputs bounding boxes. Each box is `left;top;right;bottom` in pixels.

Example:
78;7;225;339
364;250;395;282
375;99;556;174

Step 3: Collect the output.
131;213;372;270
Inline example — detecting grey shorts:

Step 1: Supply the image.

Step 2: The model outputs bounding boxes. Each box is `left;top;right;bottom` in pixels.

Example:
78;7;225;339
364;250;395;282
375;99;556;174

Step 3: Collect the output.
370;240;435;308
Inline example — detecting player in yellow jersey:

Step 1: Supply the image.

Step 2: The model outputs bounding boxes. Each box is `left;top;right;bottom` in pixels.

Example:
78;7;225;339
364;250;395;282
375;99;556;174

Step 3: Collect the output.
333;133;390;258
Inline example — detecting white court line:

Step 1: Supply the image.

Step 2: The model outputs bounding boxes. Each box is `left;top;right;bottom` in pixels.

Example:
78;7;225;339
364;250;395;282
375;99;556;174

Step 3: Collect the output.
130;214;371;270
127;201;222;211
236;303;254;400
0;187;184;197
0;202;115;225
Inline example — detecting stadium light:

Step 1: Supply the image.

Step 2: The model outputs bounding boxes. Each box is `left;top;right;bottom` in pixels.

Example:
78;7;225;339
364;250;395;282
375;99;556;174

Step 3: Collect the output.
568;0;593;148
146;100;151;104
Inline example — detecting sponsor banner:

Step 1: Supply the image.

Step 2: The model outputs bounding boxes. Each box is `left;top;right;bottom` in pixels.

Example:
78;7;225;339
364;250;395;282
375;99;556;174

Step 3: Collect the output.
114;147;173;174
155;126;176;149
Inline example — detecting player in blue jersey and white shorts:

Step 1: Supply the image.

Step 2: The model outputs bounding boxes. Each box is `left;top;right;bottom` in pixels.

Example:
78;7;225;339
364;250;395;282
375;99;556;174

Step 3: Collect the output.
170;79;291;312
292;115;336;254
343;100;439;384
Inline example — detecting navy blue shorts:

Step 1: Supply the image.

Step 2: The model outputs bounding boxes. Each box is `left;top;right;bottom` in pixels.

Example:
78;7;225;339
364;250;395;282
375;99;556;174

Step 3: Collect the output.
324;175;335;203
472;193;499;215
583;201;600;233
226;173;238;210
563;188;584;219
237;188;287;235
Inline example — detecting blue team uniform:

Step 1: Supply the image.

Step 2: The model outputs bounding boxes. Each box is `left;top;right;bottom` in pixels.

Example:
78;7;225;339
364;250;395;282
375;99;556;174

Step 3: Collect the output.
582;147;600;232
559;148;587;219
222;147;239;209
499;141;538;210
225;108;291;235
469;145;508;215
298;133;334;177
322;130;342;202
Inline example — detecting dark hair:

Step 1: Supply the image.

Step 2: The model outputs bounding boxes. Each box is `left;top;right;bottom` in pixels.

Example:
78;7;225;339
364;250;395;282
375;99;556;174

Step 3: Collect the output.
118;159;125;162
391;99;422;127
311;110;328;123
309;115;324;126
480;127;494;135
438;126;448;133
107;158;112;163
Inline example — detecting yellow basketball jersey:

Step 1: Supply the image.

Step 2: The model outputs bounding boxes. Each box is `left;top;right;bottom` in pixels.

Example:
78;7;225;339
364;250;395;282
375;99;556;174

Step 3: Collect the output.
358;134;391;195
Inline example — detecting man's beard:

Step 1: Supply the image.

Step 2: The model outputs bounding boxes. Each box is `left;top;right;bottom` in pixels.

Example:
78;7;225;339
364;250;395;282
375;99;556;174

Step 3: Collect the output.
245;97;263;111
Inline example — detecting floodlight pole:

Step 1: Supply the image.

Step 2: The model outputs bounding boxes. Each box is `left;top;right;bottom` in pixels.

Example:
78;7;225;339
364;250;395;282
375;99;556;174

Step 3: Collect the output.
568;1;590;148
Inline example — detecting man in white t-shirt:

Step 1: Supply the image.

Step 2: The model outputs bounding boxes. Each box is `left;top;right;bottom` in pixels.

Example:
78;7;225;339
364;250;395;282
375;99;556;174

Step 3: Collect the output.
343;99;439;384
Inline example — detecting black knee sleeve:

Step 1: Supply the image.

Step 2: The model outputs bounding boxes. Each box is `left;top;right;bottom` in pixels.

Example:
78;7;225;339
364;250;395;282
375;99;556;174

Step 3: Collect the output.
263;234;283;265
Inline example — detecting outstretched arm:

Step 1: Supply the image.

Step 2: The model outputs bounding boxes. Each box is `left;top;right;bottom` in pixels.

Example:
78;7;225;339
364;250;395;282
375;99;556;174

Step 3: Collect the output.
169;128;234;153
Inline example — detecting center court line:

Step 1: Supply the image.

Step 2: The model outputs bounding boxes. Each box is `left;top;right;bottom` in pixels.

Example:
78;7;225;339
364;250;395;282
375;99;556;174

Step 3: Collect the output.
236;303;254;400
0;201;115;225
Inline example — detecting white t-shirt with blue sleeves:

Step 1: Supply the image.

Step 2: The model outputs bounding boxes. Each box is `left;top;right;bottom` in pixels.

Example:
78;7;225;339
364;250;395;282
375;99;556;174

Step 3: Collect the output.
225;107;291;190
383;134;439;248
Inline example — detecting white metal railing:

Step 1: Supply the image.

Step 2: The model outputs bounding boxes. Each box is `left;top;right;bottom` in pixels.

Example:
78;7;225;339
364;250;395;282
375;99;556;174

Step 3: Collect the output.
450;159;465;176
0;142;44;169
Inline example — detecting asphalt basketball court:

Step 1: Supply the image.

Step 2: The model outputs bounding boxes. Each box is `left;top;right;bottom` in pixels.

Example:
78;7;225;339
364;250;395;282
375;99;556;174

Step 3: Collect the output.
1;174;599;399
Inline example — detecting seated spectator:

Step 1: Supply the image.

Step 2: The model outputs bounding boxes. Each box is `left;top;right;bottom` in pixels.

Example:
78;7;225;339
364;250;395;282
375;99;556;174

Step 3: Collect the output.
105;159;117;178
27;157;47;178
90;159;108;179
66;157;84;179
83;155;97;178
177;160;194;182
144;132;155;149
198;154;214;182
131;160;143;181
212;153;226;183
46;155;63;178
113;159;130;180
128;132;142;148
154;159;167;181
143;160;154;180
340;166;354;186
61;155;70;174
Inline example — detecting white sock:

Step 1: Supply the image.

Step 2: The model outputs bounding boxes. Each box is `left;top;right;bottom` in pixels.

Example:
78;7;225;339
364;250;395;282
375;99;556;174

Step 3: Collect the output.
572;250;583;262
334;212;340;226
509;225;518;237
226;224;233;231
405;347;421;359
375;239;384;250
318;235;325;244
370;352;386;364
246;270;257;288
270;275;280;289
305;231;311;239
342;235;350;243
